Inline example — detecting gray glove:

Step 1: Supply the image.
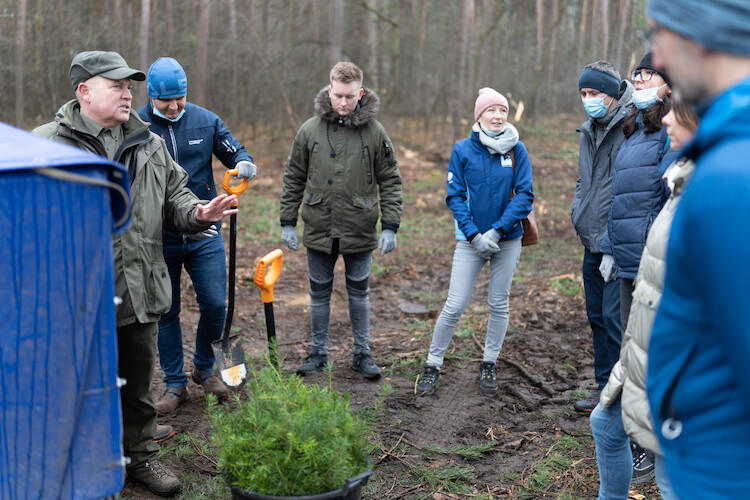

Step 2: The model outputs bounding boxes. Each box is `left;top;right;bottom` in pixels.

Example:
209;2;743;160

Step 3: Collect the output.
378;229;397;256
281;225;299;251
470;232;500;259
186;224;218;241
486;228;501;244
234;160;257;181
599;254;615;282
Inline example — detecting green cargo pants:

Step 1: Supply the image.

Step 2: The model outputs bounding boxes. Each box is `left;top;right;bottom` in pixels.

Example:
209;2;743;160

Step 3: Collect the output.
117;322;160;469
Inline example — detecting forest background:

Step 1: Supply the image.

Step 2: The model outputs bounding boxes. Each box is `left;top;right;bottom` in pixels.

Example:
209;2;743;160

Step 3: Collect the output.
3;0;650;136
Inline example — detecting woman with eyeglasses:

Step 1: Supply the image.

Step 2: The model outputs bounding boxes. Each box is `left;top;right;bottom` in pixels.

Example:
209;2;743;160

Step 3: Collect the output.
591;52;681;498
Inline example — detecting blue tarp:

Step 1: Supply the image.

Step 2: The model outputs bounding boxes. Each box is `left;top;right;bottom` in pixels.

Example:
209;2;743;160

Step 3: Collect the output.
0;123;131;499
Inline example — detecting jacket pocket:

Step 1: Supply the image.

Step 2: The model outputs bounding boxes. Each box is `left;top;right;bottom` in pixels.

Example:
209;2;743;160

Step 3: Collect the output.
308;142;320;180
301;191;326;227
146;259;171;315
352;194;379;228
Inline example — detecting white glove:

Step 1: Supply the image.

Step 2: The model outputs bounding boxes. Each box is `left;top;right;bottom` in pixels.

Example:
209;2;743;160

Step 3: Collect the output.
378;229;397;256
234;160;257;181
281;225;299;251
470;232;500;259
186;224;218;241
599;254;615;282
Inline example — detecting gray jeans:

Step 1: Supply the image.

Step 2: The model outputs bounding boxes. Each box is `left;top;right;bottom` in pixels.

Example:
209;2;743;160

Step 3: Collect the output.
427;238;522;367
307;241;373;356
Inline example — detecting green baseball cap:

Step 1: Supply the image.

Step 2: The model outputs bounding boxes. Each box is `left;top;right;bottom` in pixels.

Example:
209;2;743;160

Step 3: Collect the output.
69;51;146;90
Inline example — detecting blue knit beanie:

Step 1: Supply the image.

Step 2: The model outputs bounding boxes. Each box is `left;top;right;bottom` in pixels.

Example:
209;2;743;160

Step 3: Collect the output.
648;0;750;56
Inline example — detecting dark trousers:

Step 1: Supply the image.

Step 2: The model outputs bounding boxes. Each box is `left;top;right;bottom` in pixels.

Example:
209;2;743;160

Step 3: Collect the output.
117;322;159;469
582;249;622;389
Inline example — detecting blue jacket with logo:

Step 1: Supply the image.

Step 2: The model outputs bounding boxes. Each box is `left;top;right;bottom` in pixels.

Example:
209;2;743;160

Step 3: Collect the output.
600;112;679;279
137;101;251;202
446;130;533;241
647;76;750;499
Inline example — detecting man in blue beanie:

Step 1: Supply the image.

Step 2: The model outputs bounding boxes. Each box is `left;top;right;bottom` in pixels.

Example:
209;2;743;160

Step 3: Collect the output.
645;1;750;498
137;57;257;416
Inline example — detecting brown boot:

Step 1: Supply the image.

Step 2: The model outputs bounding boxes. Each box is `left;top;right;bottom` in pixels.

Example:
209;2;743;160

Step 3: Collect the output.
127;459;181;497
153;424;175;444
191;368;230;400
156;387;189;416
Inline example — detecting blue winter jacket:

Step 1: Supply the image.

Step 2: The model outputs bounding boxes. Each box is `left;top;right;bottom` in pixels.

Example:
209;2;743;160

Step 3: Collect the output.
647;76;750;499
600;112;679;279
137;101;252;238
446;131;533;241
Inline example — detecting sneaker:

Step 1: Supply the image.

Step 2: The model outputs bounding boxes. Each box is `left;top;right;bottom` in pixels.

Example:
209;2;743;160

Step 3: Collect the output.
416;365;440;395
127;459;181;497
479;362;498;394
352;352;382;380
296;352;328;375
153;424;175;444
191;368;229;401
156;387;189;416
631;443;656;484
573;389;601;412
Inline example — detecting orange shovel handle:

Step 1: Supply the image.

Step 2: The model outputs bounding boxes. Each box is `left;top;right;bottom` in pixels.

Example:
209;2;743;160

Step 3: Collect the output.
222;169;249;198
254;249;283;303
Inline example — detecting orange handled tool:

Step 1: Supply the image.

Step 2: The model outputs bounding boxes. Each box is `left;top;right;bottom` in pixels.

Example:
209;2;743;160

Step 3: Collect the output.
254;249;283;367
222;169;249;198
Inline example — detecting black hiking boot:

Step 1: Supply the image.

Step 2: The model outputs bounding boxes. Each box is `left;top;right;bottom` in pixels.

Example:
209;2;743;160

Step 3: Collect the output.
352;352;382;380
416;365;440;395
479;361;498;394
631;443;656;484
296;352;328;375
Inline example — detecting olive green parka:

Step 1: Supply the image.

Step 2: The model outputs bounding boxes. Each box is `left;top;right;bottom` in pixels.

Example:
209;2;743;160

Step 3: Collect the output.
280;87;402;254
33;100;211;327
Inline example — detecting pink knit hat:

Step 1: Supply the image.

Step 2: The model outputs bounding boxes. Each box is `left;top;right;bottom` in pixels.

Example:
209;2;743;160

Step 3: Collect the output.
474;87;509;122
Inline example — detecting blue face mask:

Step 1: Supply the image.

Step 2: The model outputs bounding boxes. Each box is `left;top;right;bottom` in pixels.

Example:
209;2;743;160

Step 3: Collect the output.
633;84;667;110
480;123;503;137
582;96;611;118
153;106;185;123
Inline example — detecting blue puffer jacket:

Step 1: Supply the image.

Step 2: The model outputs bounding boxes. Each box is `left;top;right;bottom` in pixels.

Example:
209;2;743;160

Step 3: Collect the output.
446;131;533;241
137;101;251;202
600;112;678;279
647;76;750;500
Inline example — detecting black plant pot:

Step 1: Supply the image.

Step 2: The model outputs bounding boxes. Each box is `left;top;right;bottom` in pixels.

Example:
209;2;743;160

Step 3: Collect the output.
230;469;372;500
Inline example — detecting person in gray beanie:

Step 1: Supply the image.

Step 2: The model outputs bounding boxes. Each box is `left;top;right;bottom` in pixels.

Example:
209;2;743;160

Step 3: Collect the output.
645;1;750;498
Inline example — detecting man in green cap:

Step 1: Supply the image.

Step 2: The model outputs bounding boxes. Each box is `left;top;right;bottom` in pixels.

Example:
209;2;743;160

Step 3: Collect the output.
34;50;239;497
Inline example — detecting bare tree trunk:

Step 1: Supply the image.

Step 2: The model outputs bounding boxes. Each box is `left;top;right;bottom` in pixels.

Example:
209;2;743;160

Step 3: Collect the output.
113;0;124;55
194;0;211;106
452;0;474;142
329;0;343;67
359;0;398;109
228;0;239;126
615;0;630;73
137;0;150;110
365;0;378;88
165;0;174;54
577;0;589;70
535;0;543;71
14;0;27;126
599;0;610;59
546;0;561;113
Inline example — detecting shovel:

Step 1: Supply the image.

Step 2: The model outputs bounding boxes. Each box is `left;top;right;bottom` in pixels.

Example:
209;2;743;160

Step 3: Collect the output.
211;169;249;388
254;249;283;368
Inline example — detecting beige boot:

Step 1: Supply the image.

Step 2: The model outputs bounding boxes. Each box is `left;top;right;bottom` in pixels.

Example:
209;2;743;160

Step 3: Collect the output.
127;459;181;497
153;424;176;444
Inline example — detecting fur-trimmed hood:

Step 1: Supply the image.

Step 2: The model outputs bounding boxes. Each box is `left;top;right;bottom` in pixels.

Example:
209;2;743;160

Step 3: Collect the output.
313;86;380;128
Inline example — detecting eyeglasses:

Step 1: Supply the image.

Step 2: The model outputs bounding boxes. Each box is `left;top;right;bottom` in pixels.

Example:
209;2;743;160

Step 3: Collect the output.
631;69;657;81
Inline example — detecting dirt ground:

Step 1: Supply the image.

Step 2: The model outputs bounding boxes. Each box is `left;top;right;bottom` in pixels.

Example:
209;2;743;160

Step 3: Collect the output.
122;120;662;499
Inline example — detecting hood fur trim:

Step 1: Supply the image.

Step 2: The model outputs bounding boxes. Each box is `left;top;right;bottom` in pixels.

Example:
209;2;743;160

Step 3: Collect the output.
314;86;380;128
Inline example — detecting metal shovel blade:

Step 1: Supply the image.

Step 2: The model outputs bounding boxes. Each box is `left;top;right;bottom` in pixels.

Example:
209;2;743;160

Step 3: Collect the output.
212;335;246;387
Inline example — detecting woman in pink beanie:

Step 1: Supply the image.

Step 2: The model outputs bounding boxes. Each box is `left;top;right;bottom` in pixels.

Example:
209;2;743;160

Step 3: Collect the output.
416;87;534;396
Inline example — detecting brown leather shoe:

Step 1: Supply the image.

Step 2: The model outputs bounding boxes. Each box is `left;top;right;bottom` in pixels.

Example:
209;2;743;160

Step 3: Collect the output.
127;459;181;497
191;368;230;400
153;424;176;444
156;387;189;416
